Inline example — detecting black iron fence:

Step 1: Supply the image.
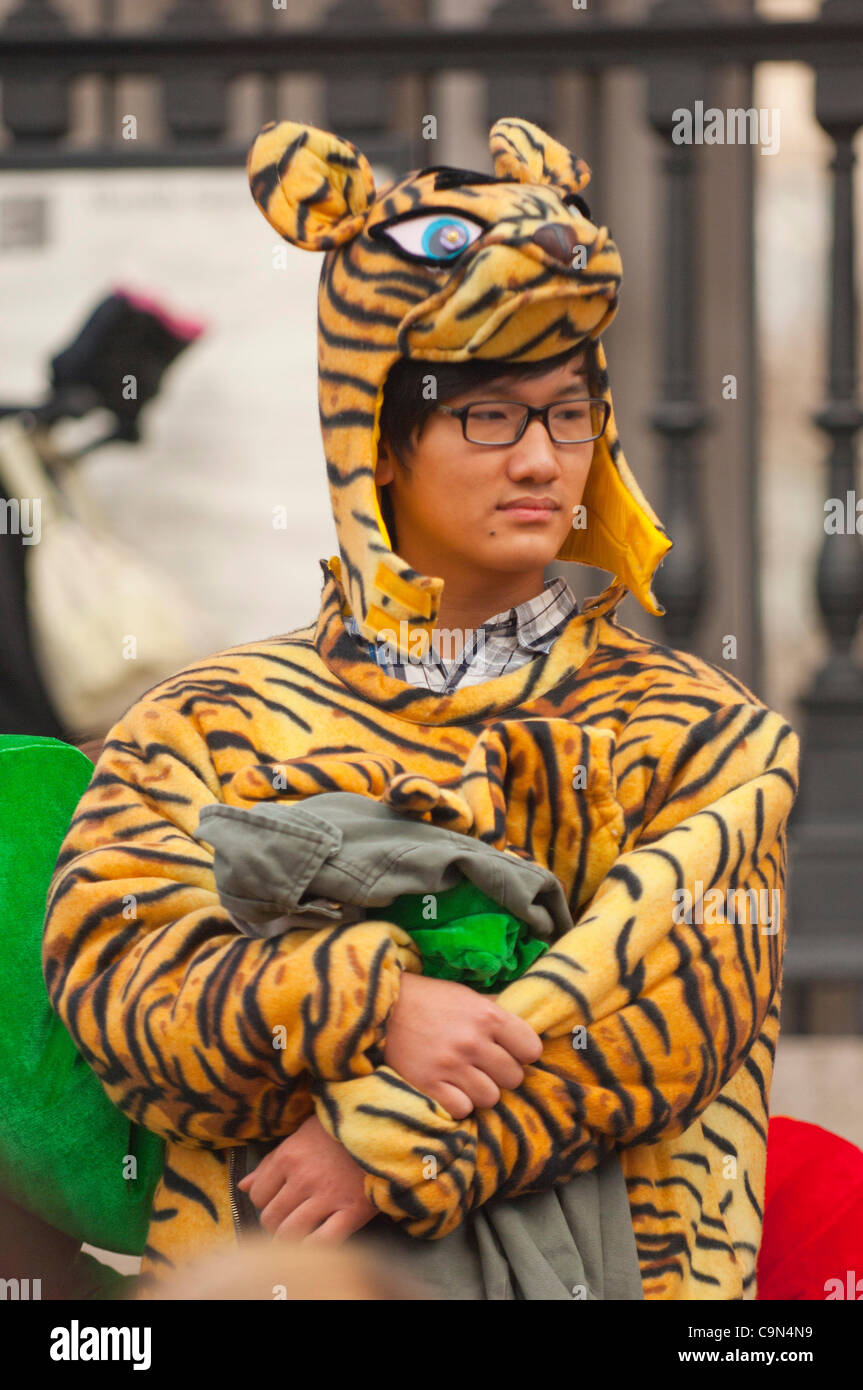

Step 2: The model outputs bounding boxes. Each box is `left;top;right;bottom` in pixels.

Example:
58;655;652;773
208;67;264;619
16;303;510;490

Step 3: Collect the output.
1;0;862;1030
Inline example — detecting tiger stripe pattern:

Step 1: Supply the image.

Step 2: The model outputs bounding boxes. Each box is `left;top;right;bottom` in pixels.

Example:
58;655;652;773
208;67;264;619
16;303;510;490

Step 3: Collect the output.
44;578;798;1297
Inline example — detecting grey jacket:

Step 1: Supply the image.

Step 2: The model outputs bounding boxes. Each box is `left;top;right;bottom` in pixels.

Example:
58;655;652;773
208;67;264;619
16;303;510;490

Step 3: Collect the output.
196;790;573;942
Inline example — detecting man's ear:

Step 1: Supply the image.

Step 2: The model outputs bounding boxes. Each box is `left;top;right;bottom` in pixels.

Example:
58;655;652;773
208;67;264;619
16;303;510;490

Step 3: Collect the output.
247;120;376;251
375;438;395;486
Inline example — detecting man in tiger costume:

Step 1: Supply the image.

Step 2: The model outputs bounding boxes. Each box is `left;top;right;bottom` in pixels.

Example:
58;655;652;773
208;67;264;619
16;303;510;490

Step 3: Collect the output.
43;116;799;1300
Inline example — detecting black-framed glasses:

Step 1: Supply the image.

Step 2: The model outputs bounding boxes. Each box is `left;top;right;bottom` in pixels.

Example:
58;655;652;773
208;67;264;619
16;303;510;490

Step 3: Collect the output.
435;397;610;446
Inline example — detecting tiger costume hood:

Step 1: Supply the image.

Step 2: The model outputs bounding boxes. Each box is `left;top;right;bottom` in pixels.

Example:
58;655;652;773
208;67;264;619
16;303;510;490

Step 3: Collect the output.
247;116;672;656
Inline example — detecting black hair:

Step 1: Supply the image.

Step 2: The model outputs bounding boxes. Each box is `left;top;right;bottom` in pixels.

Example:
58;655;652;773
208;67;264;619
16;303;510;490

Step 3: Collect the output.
376;339;601;547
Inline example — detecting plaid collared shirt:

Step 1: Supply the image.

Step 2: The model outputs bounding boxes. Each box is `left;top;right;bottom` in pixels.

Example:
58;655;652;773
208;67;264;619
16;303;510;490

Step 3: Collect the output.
344;575;579;693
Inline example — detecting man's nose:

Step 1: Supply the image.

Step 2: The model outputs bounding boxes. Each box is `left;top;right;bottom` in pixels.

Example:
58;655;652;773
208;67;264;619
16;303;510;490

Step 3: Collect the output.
530;224;579;264
508;417;561;473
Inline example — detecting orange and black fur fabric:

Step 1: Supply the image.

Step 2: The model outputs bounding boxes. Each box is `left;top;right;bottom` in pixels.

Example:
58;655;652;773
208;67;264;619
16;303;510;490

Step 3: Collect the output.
42;117;799;1299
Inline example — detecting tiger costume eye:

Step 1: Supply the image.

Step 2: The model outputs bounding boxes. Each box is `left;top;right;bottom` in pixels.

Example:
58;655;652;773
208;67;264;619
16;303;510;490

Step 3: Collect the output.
378;212;485;262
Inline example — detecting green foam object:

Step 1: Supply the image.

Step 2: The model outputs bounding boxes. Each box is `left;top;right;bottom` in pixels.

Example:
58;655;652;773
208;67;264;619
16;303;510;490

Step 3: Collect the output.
383;877;549;992
0;734;163;1254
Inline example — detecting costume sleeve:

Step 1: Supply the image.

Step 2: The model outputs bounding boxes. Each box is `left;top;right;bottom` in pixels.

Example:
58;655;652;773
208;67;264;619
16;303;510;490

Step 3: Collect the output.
312;701;799;1238
42;696;420;1149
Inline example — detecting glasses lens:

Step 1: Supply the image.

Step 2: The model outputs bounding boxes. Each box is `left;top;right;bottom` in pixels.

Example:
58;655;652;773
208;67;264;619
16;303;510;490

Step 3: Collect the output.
463;401;527;444
548;398;606;443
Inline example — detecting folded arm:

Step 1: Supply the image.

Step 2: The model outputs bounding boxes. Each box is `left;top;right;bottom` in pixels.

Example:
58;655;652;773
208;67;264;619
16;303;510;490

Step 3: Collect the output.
312;701;800;1238
42;697;420;1149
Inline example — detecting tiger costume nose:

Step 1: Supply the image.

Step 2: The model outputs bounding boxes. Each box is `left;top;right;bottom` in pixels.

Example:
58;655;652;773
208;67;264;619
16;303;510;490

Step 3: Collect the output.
531;223;579;263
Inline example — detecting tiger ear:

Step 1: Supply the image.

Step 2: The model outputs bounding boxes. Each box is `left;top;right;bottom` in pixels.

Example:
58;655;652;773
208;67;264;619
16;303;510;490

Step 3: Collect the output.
489;117;592;198
247;120;376;251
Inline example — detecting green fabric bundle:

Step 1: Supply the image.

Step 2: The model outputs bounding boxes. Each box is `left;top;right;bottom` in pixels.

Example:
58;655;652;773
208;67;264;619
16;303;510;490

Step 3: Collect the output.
383;877;548;991
0;734;163;1254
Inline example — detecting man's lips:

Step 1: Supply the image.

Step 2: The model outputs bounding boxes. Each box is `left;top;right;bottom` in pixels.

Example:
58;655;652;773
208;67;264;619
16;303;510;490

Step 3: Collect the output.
497;497;560;517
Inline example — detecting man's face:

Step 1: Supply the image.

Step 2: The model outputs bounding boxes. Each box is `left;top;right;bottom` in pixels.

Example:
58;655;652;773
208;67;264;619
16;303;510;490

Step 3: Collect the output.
375;354;595;584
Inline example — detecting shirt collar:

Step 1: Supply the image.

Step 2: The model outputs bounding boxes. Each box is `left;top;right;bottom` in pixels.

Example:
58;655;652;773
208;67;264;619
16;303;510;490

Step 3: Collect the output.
479;575;578;652
344;575;578;654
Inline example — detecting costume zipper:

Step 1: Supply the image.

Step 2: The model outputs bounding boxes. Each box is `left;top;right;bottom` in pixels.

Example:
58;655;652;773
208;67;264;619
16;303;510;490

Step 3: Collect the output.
226;1145;240;1234
228;1143;263;1234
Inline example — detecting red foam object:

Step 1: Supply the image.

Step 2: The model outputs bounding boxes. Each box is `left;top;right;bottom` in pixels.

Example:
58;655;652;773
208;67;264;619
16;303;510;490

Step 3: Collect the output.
757;1115;863;1300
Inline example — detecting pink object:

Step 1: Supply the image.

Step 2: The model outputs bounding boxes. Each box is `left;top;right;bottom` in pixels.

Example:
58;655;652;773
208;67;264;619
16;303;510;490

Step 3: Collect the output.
111;285;207;342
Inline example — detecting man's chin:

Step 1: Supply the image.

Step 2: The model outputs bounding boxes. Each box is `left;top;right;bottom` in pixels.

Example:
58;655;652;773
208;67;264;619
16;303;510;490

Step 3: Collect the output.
482;524;567;568
409;527;562;581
